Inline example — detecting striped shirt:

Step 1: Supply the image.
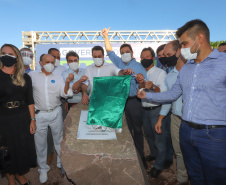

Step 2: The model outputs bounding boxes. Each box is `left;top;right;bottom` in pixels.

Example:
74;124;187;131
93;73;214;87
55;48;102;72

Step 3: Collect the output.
146;49;226;125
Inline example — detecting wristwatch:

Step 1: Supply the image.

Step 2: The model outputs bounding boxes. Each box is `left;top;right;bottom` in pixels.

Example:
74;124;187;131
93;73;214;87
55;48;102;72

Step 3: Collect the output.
152;84;156;90
31;118;36;121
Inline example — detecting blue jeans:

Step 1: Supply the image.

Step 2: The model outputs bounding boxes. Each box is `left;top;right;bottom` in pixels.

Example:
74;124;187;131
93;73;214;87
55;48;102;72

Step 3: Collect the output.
180;120;226;185
143;106;167;170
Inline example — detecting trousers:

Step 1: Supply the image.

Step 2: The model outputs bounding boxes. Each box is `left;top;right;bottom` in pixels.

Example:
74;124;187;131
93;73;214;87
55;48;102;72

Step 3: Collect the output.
34;106;63;173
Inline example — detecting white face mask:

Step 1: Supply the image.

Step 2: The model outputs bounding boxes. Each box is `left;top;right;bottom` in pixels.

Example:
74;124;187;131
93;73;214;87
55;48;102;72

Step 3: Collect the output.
22;56;33;65
69;62;79;71
55;59;60;66
93;58;104;67
121;53;132;63
43;63;55;73
181;38;200;60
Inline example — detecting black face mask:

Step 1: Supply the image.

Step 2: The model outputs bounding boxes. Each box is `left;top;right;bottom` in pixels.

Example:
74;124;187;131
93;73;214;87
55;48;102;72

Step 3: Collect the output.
159;57;167;66
0;55;17;67
141;58;153;68
165;53;178;67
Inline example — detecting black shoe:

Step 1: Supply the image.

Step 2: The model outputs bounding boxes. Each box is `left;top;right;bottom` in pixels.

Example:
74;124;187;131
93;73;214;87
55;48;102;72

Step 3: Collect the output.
144;155;156;162
148;167;162;178
141;157;148;169
164;160;173;169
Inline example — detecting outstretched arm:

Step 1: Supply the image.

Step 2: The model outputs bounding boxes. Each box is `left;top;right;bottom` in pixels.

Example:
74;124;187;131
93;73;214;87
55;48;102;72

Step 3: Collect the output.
102;27;112;52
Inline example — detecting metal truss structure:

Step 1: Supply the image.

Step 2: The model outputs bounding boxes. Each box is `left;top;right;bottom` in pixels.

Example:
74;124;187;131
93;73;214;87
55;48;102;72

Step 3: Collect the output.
22;30;177;51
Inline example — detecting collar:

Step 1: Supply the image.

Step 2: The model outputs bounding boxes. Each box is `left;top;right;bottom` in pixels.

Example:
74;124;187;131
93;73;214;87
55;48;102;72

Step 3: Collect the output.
172;67;179;73
147;65;157;73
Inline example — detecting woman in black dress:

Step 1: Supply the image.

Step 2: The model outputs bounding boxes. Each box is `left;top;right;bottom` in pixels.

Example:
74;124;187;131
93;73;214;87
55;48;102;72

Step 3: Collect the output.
0;44;37;185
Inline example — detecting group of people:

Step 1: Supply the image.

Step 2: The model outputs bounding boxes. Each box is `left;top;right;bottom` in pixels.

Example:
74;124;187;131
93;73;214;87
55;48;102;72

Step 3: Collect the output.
0;19;226;185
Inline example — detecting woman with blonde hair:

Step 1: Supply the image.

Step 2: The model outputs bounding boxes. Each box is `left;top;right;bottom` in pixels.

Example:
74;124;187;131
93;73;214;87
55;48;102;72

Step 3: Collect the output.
0;44;37;185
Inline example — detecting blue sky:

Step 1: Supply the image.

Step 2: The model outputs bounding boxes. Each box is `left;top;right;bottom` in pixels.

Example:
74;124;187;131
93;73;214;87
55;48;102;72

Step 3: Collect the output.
0;0;225;49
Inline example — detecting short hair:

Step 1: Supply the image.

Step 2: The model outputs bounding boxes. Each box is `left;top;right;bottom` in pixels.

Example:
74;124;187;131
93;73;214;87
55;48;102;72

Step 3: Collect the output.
40;54;45;61
20;47;33;52
170;40;181;52
48;48;59;54
140;47;155;58
176;19;210;42
156;44;166;55
218;42;226;47
120;43;133;53
66;51;79;61
92;46;104;55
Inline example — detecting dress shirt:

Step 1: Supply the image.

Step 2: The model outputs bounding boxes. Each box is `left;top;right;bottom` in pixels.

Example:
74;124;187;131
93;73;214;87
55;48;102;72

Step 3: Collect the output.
142;66;167;107
107;51;147;97
53;64;67;76
160;67;182;116
83;61;121;96
62;67;85;103
146;49;226;125
29;70;73;111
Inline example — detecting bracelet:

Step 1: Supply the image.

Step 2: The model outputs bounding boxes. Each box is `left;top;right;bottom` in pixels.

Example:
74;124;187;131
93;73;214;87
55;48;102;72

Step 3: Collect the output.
31;118;36;121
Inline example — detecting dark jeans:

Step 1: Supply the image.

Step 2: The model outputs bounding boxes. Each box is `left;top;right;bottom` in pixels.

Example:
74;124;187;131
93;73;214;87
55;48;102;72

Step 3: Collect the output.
180;120;226;185
143;106;168;170
125;97;144;158
164;111;174;162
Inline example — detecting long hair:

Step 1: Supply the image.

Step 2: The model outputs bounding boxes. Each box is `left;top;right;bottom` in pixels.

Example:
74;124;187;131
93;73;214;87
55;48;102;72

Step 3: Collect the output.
0;44;25;86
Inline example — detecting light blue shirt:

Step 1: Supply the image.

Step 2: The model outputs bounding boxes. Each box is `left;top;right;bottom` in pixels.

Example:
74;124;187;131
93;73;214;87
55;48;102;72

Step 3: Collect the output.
62;67;85;103
161;65;174;74
160;67;182;117
107;51;147;97
146;49;226;125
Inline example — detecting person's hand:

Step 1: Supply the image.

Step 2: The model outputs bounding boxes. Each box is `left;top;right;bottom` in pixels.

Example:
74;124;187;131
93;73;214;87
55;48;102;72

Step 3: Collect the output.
137;88;146;99
65;102;69;113
30;120;36;134
80;75;88;83
145;81;153;89
73;87;81;94
102;27;110;38
155;120;162;134
82;93;90;105
123;68;134;75
66;73;74;83
136;73;145;83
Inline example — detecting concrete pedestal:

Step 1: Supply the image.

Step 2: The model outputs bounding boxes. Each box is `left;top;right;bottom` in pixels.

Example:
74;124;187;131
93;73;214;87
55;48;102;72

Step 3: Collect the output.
61;103;150;185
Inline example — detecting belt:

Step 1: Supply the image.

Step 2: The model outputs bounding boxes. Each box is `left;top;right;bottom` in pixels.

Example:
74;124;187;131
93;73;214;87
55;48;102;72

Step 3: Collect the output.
0;100;25;109
127;96;137;100
185;121;226;129
173;114;182;120
35;106;58;114
143;105;161;110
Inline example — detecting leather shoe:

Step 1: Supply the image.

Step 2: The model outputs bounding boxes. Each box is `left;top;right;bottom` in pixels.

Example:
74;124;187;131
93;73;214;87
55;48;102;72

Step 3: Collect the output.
144;155;156;162
148;167;162;178
39;172;48;184
164;160;173;169
168;180;189;185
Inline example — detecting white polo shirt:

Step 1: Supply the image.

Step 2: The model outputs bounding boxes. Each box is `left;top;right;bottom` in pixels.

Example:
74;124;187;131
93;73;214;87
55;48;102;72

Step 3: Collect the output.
29;70;73;111
83;62;121;96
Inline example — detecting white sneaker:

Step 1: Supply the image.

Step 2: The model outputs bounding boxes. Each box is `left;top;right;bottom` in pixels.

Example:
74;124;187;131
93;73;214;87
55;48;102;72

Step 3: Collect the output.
39;172;48;183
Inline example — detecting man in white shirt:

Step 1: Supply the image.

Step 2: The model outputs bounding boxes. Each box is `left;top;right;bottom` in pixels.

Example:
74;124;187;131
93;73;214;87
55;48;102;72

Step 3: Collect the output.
29;54;73;184
136;47;168;177
81;46;133;104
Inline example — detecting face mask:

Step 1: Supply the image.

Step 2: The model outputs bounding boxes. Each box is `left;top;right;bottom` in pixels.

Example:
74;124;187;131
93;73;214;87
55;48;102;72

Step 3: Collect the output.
93;58;104;67
43;63;55;73
55;59;60;66
165;53;178;67
159;57;167;66
141;58;153;68
22;56;33;65
69;62;79;71
0;54;17;67
181;38;200;60
121;53;132;63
